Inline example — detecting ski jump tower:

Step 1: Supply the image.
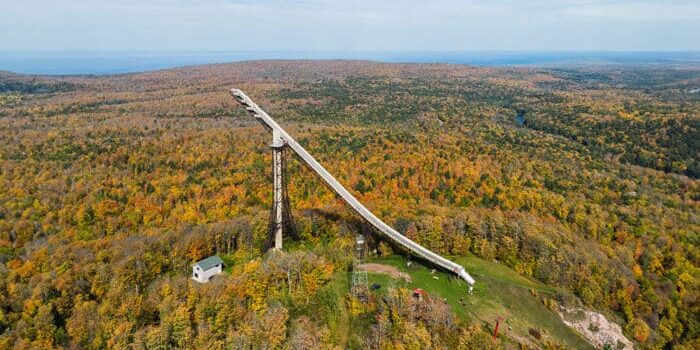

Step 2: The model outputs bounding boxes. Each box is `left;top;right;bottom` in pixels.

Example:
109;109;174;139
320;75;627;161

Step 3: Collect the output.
268;128;297;250
230;89;475;293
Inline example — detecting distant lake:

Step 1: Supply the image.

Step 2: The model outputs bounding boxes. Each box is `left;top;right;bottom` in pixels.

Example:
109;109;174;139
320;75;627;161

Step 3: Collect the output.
1;51;698;76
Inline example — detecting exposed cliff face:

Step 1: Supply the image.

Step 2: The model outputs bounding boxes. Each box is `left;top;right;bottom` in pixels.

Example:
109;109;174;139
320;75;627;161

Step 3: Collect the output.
559;307;634;350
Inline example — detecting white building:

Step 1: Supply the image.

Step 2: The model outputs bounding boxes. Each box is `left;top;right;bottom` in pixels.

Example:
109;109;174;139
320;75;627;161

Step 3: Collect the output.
192;255;224;283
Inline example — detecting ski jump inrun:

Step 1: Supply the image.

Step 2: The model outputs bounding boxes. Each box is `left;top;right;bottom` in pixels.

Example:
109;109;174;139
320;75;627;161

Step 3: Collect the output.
230;88;475;293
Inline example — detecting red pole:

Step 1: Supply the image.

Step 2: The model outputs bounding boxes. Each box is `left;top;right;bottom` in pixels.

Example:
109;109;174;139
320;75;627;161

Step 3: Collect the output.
493;317;504;342
493;319;500;341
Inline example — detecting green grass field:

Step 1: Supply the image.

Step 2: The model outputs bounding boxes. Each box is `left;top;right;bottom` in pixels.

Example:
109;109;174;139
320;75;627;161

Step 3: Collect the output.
222;249;594;348
340;254;595;349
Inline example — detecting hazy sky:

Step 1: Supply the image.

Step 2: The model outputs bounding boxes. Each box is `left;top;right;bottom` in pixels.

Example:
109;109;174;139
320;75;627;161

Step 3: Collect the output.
2;0;699;52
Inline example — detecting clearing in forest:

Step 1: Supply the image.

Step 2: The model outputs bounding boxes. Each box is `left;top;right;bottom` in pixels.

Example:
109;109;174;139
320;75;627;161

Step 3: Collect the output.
360;263;412;282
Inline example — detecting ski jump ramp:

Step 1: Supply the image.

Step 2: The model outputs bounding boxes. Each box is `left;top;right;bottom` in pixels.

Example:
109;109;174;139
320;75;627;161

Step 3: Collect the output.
231;88;475;291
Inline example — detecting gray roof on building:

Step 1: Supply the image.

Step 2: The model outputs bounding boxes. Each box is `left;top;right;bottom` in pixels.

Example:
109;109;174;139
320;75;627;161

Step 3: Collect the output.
194;255;224;271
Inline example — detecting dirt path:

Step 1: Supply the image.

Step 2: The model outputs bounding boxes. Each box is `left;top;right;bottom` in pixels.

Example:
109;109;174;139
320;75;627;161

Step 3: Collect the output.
360;263;412;282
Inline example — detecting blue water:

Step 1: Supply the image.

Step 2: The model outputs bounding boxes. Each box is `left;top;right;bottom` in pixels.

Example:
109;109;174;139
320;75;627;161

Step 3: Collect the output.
1;51;698;76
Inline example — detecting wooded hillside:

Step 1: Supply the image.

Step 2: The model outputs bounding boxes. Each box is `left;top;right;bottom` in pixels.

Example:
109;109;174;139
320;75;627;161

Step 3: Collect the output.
0;61;698;349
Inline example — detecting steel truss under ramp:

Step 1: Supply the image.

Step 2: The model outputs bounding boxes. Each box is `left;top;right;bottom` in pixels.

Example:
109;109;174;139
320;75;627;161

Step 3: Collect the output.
231;89;475;291
266;144;298;251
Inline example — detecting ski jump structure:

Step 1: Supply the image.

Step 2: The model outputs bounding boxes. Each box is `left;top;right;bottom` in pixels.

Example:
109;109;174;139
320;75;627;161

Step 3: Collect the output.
230;89;475;292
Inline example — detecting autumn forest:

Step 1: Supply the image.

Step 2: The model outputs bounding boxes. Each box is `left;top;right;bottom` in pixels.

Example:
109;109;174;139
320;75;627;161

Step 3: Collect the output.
0;61;698;349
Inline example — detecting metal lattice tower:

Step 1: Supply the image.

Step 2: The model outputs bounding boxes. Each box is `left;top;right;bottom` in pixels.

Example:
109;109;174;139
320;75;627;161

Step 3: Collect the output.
352;235;369;299
266;129;299;251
